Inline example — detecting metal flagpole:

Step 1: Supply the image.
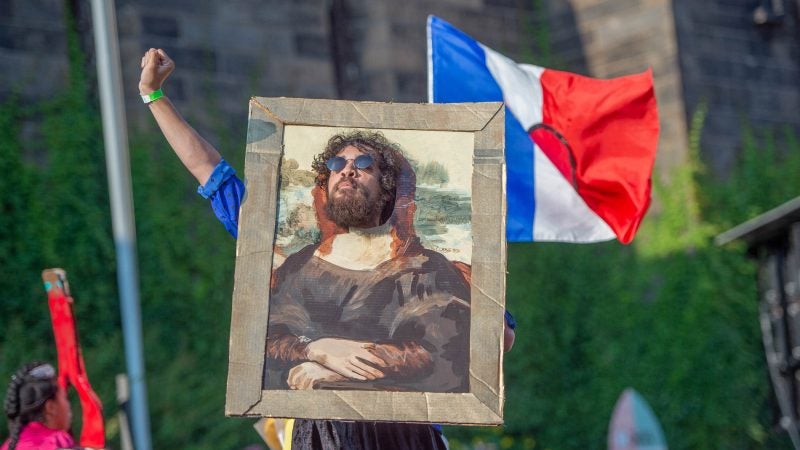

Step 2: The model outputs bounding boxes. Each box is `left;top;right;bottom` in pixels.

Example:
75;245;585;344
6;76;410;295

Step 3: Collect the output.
89;1;153;449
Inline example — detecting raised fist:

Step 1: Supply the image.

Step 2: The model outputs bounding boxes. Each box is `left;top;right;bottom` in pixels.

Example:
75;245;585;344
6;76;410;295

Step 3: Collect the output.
139;48;174;95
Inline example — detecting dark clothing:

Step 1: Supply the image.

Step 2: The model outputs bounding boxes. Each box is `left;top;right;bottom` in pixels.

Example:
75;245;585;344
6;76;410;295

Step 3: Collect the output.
292;420;447;450
266;245;471;392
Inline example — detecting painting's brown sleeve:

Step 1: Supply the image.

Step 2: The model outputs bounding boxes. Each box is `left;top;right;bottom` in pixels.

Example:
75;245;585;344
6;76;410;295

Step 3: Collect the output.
267;334;310;367
369;341;433;376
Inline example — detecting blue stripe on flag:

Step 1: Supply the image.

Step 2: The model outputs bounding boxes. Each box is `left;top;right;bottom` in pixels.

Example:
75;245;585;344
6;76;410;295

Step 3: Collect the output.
429;16;535;241
505;113;536;242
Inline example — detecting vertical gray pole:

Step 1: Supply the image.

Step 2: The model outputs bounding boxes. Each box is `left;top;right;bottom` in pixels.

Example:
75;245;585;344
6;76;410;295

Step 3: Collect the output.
89;1;153;449
115;374;134;450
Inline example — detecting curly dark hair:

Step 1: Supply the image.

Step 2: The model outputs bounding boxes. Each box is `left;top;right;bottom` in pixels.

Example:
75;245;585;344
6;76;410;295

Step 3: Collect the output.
311;131;406;224
311;130;405;195
4;361;58;450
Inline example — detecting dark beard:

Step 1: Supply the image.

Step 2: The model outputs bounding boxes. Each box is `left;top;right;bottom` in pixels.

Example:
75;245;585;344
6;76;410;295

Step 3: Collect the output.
326;181;385;228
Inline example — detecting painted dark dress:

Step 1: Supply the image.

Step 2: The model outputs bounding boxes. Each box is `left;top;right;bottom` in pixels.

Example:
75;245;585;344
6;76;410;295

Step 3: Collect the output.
265;244;471;392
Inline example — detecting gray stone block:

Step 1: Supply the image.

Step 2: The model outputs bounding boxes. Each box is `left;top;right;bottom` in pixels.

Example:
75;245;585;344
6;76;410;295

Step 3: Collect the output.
484;0;535;10
168;47;217;72
0;25;65;53
10;0;64;23
289;9;325;27
575;0;646;23
218;52;266;78
0;0;12;21
394;72;425;102
141;15;180;39
294;33;330;59
0;27;15;50
136;0;197;9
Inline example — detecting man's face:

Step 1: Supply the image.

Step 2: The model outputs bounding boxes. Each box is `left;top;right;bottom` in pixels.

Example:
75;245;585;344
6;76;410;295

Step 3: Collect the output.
325;145;386;228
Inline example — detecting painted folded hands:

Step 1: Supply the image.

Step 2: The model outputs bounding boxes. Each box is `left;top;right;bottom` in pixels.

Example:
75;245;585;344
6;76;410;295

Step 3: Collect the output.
269;335;434;390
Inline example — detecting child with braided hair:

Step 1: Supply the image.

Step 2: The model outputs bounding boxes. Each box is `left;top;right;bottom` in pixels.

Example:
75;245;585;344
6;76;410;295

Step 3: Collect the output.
2;362;74;450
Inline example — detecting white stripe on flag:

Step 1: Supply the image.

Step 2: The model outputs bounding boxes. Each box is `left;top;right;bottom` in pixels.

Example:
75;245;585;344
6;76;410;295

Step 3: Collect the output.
481;44;544;128
426;15;434;103
532;146;616;242
481;44;615;242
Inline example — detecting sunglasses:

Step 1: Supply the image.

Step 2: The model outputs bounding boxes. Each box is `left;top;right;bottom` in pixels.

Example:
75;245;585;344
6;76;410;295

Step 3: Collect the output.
325;154;374;172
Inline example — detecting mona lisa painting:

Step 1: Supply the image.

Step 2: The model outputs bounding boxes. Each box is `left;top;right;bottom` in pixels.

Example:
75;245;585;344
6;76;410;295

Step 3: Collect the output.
226;98;506;425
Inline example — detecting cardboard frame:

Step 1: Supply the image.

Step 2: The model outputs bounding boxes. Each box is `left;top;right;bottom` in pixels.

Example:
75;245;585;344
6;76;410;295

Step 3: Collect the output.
226;97;506;425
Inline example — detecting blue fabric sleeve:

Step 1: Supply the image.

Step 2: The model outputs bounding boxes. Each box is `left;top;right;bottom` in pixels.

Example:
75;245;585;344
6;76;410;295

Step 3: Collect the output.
504;310;516;330
198;158;236;199
200;159;245;238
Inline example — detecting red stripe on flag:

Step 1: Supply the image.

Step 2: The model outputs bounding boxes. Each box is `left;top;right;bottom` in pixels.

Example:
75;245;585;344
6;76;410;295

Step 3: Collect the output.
533;68;659;244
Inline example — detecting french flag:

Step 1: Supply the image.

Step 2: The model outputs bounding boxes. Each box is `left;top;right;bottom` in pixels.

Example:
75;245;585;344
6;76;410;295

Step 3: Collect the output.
427;16;659;243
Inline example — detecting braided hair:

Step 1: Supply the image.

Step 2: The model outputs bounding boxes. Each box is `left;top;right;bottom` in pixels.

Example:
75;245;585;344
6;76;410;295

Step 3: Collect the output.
4;361;58;450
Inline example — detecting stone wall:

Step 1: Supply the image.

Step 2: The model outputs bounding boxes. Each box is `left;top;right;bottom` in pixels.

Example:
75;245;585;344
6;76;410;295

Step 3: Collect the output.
2;0;798;177
115;0;339;141
562;0;689;176
0;0;69;105
1;0;552;154
673;0;800;176
330;0;549;102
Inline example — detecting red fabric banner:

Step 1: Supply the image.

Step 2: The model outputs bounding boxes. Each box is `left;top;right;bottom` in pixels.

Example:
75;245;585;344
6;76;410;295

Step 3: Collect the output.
43;269;105;449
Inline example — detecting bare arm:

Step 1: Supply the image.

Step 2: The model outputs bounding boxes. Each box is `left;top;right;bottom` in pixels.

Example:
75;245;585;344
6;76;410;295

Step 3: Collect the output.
139;48;220;185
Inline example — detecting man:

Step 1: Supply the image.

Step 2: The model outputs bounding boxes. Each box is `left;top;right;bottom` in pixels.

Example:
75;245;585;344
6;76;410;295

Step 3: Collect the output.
139;48;514;450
